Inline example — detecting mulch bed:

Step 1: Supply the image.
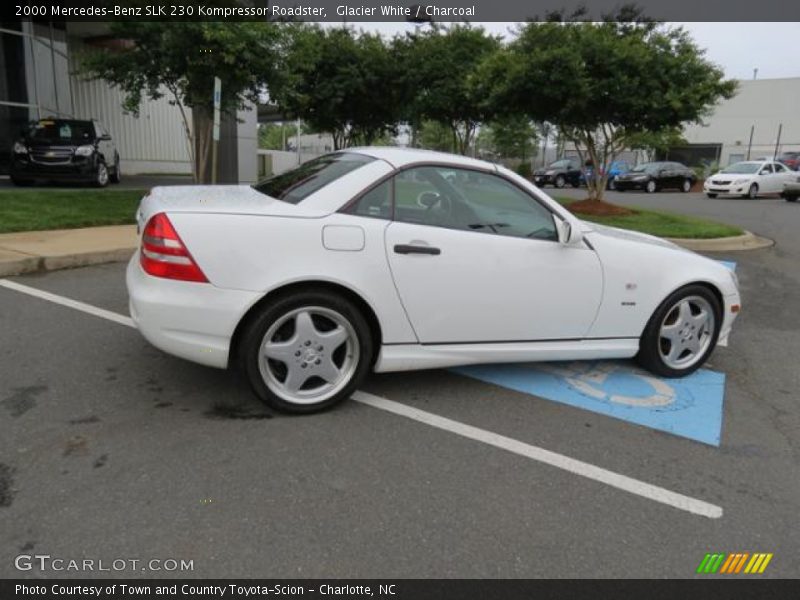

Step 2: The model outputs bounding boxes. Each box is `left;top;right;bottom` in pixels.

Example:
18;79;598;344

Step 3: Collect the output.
566;199;637;217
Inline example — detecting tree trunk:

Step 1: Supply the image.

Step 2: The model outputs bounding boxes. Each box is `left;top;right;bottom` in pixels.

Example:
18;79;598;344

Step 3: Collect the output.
192;106;214;184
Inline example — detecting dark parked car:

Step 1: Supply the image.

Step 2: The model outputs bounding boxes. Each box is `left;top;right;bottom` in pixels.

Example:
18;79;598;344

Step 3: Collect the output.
533;158;582;188
777;151;800;171
582;160;632;190
614;161;696;193
10;118;120;187
782;181;800;202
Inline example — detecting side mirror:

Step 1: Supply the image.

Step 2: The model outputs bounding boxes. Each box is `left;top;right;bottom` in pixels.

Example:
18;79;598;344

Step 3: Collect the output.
557;218;583;246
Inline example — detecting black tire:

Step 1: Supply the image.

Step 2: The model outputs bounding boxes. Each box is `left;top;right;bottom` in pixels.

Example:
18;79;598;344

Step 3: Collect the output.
93;161;109;187
10;176;33;187
109;155;121;184
636;284;722;378
645;179;657;193
240;290;374;414
745;183;758;199
681;179;692;193
554;175;566;189
785;196;798;203
607;178;616;191
706;193;718;198
570;178;580;188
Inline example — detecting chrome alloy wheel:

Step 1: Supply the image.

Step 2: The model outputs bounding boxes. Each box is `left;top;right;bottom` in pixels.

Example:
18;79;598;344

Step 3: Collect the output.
658;295;715;370
96;163;109;186
258;306;359;405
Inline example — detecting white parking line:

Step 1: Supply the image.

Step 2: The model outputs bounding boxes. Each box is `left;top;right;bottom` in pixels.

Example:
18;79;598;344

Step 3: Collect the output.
0;279;135;328
1;277;723;519
353;391;722;519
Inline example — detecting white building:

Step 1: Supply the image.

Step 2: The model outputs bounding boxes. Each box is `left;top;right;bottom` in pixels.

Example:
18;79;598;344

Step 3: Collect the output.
679;77;800;167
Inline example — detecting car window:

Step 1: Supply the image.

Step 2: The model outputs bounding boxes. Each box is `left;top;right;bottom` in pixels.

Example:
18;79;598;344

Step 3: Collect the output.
253;152;375;205
347;179;392;219
29;120;94;142
761;163;774;174
774;163;788;173
394;166;558;241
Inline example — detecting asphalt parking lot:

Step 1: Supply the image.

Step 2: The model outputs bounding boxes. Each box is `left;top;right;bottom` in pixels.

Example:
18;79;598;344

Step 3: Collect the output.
1;190;799;578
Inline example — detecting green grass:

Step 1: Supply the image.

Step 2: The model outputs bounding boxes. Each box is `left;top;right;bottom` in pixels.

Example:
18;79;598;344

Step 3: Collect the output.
0;188;145;233
556;197;743;239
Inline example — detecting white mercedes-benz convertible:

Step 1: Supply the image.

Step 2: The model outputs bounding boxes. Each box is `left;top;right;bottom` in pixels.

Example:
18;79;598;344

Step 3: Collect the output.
127;147;741;413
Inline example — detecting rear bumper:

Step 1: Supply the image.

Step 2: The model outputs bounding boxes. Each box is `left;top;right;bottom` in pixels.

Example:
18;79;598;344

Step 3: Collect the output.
126;254;261;369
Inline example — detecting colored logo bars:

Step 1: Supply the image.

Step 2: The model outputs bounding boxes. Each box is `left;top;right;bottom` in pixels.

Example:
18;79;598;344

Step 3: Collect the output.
697;553;773;574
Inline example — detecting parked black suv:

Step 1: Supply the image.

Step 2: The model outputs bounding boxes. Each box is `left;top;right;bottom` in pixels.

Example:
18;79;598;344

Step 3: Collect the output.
533;158;582;188
10;119;120;187
614;161;696;193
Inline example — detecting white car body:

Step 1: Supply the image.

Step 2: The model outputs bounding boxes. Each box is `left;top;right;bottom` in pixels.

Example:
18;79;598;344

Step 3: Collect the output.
127;147;740;380
704;160;797;197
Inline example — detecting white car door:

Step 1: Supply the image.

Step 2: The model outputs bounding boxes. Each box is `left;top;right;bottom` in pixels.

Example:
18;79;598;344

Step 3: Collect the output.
378;165;603;344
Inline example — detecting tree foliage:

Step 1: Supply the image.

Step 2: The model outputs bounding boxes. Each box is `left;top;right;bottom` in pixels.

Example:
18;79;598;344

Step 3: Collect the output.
78;20;285;182
486;14;737;200
482;116;538;162
396;25;501;155
271;26;404;150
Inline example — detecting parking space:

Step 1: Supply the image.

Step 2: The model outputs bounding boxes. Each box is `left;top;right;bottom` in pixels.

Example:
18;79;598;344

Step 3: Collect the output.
2;194;800;577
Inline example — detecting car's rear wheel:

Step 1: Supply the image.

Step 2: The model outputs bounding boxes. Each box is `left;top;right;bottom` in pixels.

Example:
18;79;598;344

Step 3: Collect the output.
745;183;758;199
10;176;33;187
607;178;616;191
706;193;718;198
636;285;721;377
786;196;798;203
94;161;109;187
554;175;566;188
241;291;373;414
681;179;692;193
645;180;657;193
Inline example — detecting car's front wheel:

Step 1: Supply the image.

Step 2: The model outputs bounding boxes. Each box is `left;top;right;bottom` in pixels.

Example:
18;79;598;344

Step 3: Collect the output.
681;179;692;193
745;183;758;199
645;180;657;193
241;290;373;414
706;193;718;198
94;161;109;187
554;175;566;188
636;285;721;377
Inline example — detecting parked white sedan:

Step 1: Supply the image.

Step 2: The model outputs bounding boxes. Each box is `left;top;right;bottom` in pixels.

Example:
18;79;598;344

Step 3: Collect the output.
127;147;741;413
704;160;798;198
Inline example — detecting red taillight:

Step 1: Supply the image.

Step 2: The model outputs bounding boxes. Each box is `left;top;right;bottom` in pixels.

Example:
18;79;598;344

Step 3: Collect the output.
140;213;208;283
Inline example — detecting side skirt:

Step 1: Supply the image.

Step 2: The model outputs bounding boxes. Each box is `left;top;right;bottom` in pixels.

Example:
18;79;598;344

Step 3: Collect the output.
374;339;640;373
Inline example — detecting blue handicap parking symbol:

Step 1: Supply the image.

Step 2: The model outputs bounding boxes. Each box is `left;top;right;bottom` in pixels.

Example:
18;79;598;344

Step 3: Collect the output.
452;260;734;446
452;361;725;446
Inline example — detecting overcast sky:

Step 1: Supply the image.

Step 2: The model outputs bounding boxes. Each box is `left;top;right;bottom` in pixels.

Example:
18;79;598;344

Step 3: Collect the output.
346;21;800;81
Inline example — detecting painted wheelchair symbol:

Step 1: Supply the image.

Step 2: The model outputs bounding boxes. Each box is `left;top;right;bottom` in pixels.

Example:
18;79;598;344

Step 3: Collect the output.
538;361;691;411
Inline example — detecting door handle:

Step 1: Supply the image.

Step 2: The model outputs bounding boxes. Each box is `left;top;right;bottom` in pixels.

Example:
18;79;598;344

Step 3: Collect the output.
393;244;441;256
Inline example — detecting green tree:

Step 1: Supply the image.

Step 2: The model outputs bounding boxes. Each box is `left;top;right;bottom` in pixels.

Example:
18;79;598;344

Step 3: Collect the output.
272;26;404;150
486;14;736;202
416;120;455;152
258;122;315;150
483;115;538;162
397;25;501;155
79;20;285;183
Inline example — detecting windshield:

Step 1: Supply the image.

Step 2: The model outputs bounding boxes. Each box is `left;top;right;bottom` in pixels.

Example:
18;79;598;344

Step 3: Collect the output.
28;120;95;142
253;153;375;204
548;160;573;169
721;162;761;174
631;163;660;174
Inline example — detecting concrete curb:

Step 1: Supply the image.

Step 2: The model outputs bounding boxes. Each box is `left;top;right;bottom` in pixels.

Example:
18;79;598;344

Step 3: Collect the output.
666;230;774;252
0;247;135;278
